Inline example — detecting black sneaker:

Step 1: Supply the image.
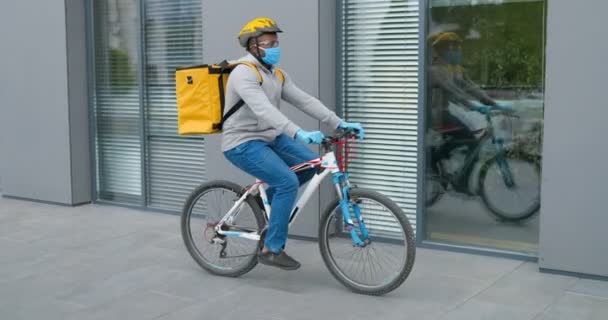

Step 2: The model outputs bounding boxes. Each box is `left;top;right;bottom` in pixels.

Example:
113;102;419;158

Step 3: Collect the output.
258;250;301;270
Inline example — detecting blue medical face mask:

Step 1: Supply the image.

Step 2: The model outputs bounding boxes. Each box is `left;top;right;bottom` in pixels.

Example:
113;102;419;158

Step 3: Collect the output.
442;50;462;65
261;47;281;65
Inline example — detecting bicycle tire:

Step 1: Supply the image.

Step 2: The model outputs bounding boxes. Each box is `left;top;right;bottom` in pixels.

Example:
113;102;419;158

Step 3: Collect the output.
426;165;445;207
181;180;265;277
479;154;540;221
319;188;416;295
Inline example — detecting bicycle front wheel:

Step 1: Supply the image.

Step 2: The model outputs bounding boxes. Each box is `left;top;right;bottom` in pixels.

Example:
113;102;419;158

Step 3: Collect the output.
319;188;416;295
181;180;265;277
479;154;541;221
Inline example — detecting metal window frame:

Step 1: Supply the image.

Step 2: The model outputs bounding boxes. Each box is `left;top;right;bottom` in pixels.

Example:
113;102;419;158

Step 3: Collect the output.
85;0;100;204
415;0;427;244
335;0;345;119
137;0;148;208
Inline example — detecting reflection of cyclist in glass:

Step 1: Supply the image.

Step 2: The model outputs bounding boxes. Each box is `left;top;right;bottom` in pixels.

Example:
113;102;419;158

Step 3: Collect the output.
428;32;500;140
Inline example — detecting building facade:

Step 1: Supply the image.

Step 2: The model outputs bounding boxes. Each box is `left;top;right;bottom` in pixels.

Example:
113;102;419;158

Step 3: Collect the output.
0;0;606;278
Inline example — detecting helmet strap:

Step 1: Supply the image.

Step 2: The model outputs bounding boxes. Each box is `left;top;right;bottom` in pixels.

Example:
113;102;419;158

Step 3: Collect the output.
252;37;272;70
253;38;263;59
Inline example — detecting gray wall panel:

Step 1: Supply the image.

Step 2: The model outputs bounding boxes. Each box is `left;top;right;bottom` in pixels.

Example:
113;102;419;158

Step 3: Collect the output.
539;0;608;276
66;0;92;204
0;0;73;203
202;0;337;237
0;0;90;205
319;0;339;224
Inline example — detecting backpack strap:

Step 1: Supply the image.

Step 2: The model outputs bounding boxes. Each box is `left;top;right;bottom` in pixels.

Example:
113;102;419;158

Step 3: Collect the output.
234;62;285;86
275;67;285;86
235;62;263;85
219;62;285;130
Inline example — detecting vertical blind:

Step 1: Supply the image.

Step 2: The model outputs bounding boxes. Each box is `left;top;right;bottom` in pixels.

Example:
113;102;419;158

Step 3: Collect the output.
341;0;420;232
93;0;205;210
93;0;142;204
144;0;205;211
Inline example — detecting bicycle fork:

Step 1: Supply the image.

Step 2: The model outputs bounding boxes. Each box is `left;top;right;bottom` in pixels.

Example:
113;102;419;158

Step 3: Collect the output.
334;172;370;247
493;138;515;188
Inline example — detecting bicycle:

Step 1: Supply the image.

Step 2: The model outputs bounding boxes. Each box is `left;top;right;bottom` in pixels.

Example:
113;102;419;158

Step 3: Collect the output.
426;107;541;221
181;129;416;296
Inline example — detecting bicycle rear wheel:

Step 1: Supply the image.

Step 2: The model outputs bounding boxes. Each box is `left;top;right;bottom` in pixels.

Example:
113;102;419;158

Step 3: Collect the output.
319;188;416;295
426;165;445;207
181;180;265;277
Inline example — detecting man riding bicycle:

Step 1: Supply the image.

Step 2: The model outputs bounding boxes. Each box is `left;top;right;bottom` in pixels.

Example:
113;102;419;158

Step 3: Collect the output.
222;17;364;270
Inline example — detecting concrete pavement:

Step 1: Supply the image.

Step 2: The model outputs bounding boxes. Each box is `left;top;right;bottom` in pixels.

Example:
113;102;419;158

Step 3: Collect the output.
1;196;607;320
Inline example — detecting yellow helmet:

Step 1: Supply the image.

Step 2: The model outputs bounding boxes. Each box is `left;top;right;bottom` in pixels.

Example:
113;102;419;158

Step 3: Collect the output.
238;17;283;48
429;32;463;47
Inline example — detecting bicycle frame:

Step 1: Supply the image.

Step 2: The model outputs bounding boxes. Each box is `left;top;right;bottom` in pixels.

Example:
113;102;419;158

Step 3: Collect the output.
435;110;515;193
214;148;369;246
484;111;516;188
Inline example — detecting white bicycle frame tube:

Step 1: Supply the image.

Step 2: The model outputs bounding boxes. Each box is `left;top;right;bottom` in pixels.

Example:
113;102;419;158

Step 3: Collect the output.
216;151;341;240
284;151;339;226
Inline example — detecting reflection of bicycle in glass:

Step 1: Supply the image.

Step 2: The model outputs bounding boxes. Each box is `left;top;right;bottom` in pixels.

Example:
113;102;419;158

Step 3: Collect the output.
426;107;541;221
181;129;416;296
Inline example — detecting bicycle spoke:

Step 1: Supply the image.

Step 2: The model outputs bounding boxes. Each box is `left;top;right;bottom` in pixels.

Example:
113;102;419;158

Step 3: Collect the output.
185;185;262;274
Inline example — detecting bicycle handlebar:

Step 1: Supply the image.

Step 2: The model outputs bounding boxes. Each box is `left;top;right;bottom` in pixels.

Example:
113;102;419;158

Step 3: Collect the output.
321;128;360;153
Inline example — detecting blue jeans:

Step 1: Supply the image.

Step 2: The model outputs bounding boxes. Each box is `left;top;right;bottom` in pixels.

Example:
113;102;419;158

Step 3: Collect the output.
223;134;318;253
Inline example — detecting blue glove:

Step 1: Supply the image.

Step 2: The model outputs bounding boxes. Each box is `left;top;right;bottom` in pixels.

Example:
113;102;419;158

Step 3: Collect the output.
295;129;325;144
472;105;492;114
339;121;365;140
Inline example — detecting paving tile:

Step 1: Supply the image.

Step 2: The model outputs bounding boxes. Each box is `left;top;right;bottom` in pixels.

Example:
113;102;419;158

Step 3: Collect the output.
413;248;523;283
155;283;445;320
535;292;608;320
64;290;193;320
568;279;608;299
472;263;576;310
0;298;84;320
59;265;184;308
440;299;540;320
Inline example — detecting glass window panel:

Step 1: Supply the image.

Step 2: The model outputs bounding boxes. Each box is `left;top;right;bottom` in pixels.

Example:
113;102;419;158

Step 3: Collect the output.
143;0;205;211
424;0;546;254
92;0;142;204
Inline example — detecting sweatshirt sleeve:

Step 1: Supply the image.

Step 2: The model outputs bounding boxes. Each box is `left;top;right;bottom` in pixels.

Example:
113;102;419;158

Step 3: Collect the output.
460;73;496;107
280;70;342;130
231;65;301;138
429;66;475;109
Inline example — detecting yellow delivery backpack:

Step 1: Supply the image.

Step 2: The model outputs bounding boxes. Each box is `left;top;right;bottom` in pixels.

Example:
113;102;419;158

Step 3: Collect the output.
175;60;284;135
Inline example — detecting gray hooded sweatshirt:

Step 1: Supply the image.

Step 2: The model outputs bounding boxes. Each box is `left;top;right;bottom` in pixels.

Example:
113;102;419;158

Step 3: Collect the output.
221;53;342;152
